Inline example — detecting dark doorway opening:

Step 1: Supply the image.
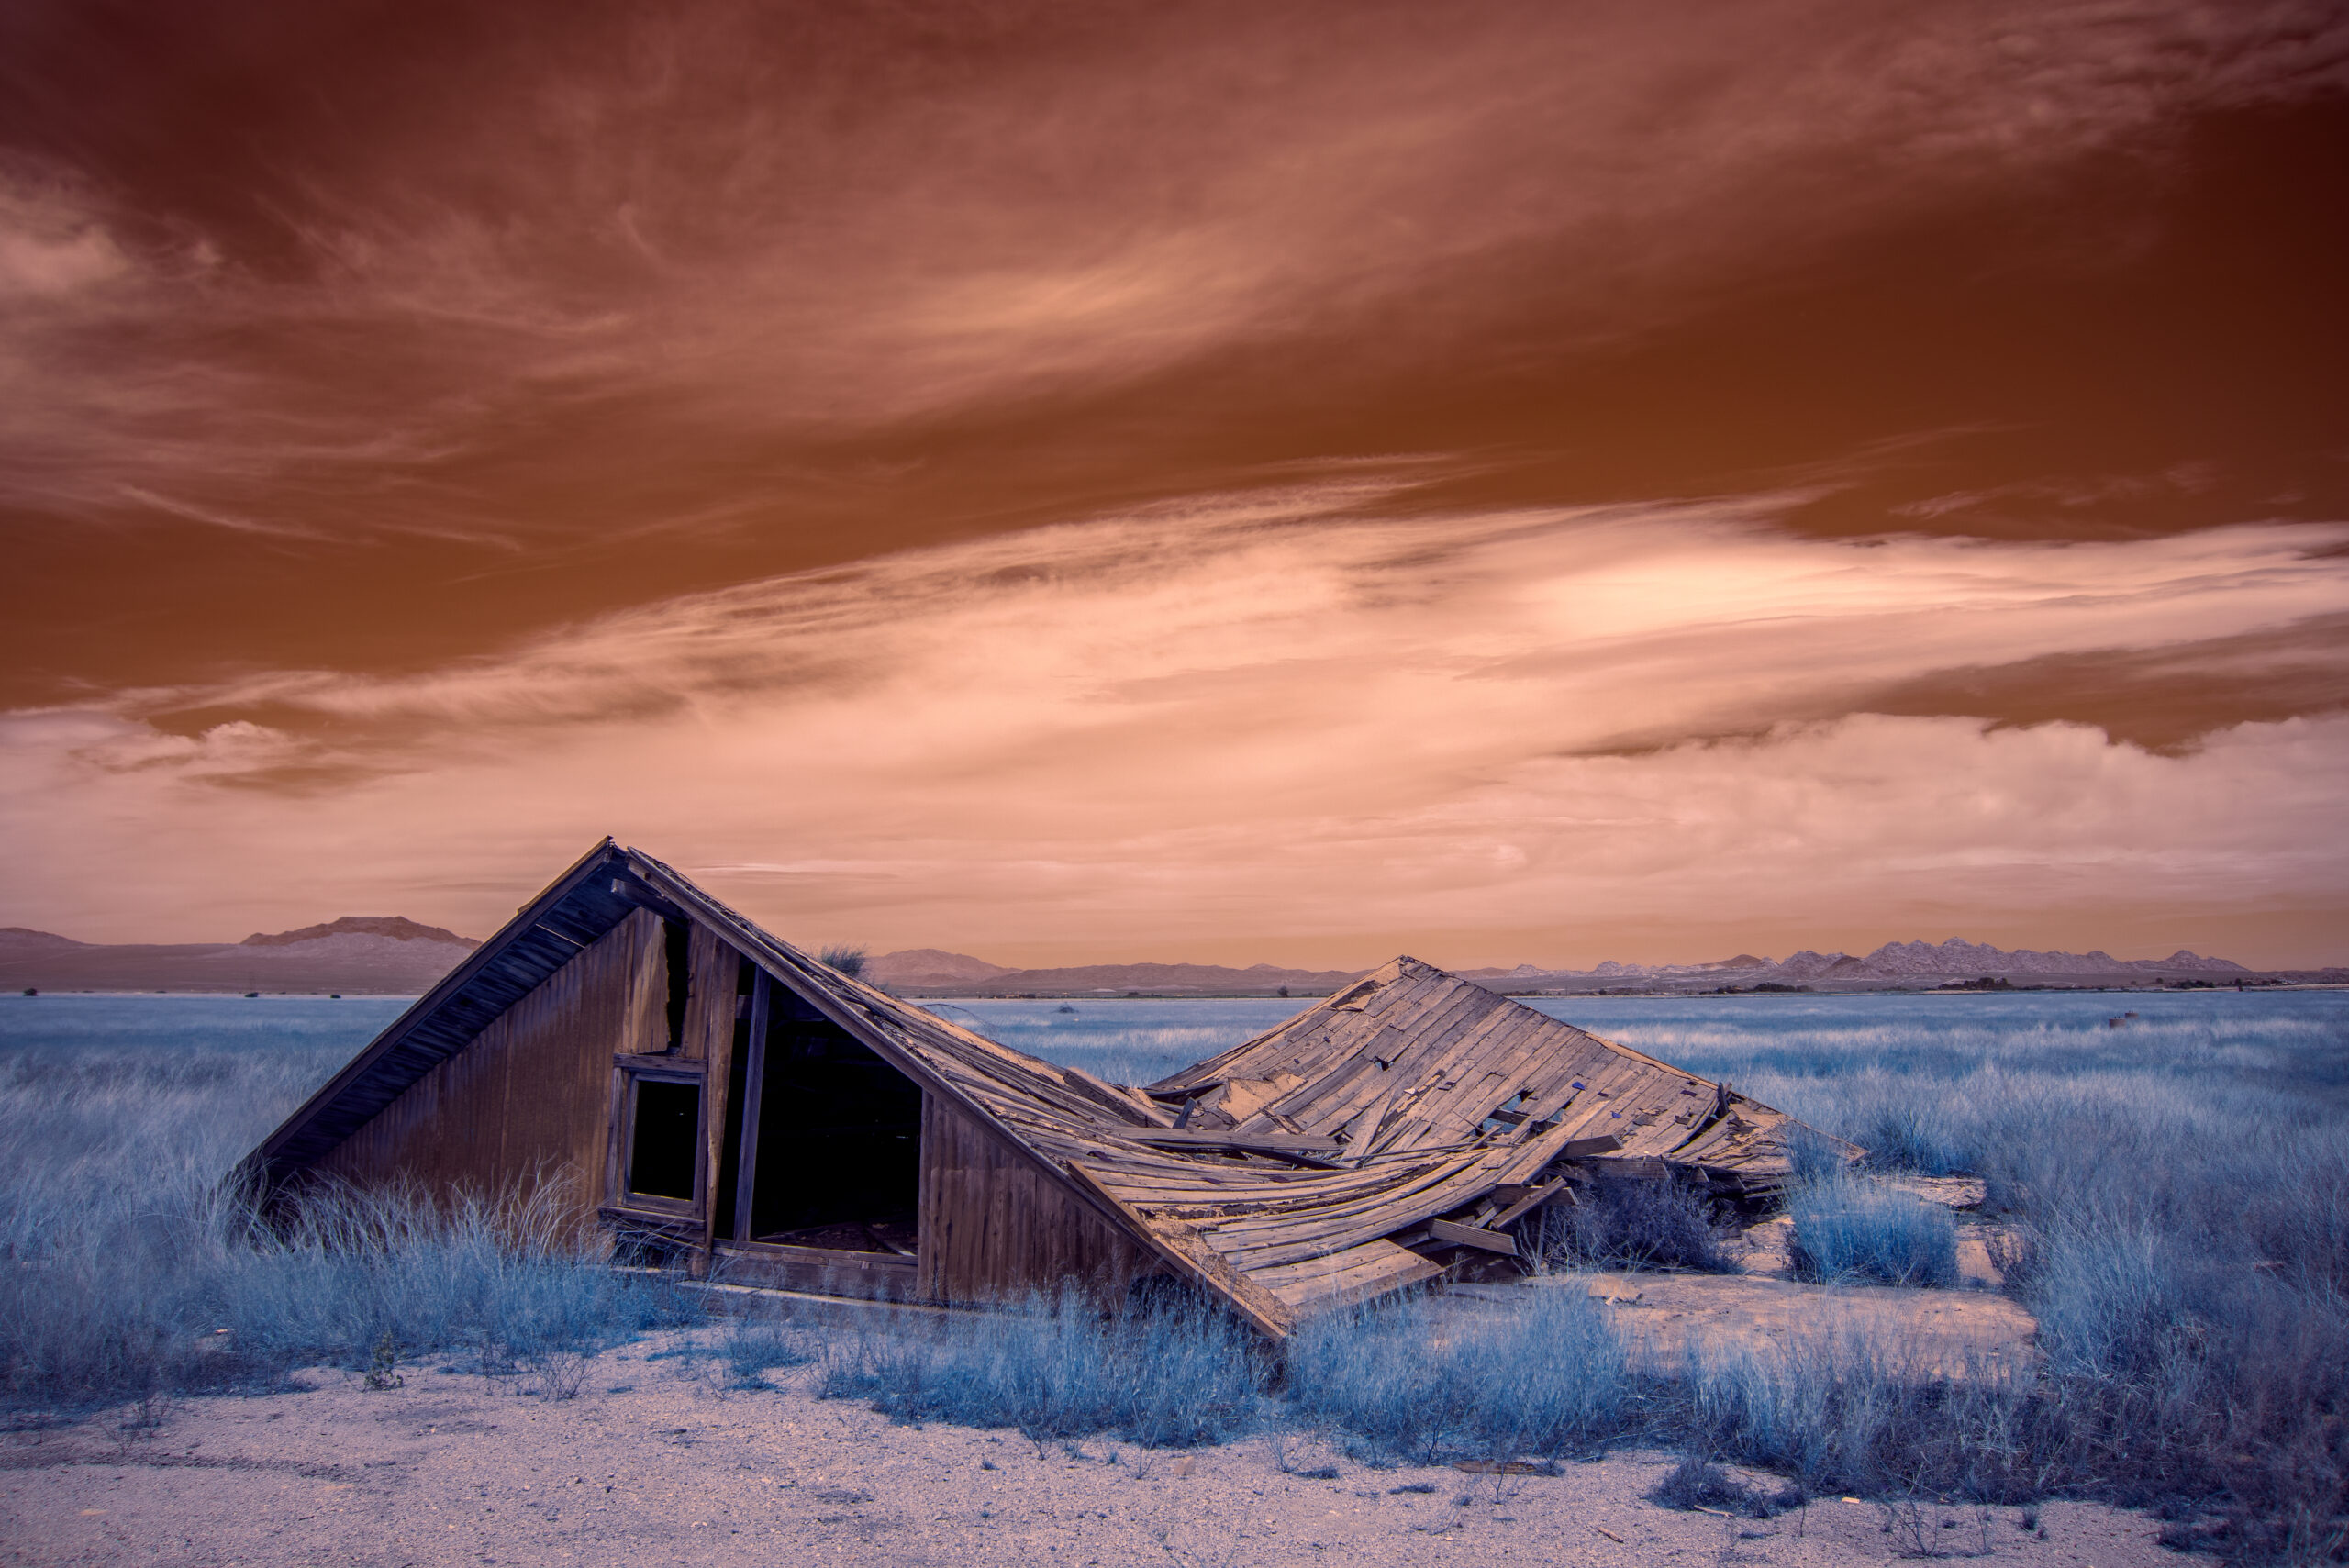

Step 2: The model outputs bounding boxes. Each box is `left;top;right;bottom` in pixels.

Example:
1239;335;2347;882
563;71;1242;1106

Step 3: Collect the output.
721;980;921;1256
628;1079;701;1201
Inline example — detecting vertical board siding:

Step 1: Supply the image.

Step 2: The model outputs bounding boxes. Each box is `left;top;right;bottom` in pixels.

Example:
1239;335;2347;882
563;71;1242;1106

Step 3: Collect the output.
315;907;668;1239
618;907;670;1054
685;922;741;1251
917;1093;1158;1306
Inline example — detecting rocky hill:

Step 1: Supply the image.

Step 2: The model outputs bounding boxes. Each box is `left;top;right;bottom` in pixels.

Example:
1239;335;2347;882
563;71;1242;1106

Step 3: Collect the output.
2;918;479;994
239;916;475;948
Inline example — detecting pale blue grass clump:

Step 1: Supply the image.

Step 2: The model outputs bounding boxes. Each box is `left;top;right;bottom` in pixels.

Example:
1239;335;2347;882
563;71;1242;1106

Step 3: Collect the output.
818;1289;1264;1447
1786;1177;1959;1287
1534;1177;1738;1273
11;988;2349;1555
1673;1331;2033;1498
0;1166;695;1406
0;998;690;1406
1286;1286;1629;1463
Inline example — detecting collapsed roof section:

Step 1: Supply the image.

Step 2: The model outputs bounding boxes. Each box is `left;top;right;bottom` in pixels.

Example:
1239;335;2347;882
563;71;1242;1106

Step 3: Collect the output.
1146;957;1804;1179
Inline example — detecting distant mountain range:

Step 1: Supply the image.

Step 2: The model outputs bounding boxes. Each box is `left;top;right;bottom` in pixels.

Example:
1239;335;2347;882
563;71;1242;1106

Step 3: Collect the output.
1;917;479;994
1453;937;2267;992
865;935;2332;995
863;950;1363;995
5;920;2332;997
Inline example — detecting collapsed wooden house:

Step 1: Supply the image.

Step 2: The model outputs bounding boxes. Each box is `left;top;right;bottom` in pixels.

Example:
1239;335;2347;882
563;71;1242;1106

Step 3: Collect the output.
241;840;1823;1338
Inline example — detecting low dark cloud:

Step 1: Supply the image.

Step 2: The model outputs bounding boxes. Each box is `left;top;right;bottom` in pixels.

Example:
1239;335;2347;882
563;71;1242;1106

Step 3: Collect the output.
4;1;2345;700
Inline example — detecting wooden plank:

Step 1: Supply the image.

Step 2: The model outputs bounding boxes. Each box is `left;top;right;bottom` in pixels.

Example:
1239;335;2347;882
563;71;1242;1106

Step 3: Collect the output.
1383;1008;1547;1149
729;970;773;1246
713;1241;919;1301
1180;1153;1473;1241
915;1095;1159;1307
687;925;740;1254
1585;1157;1673;1181
1319;980;1524;1156
612;907;671;1055
1063;1160;1297;1340
1249;1239;1443;1313
248;840;634;1180
1540;1053;1663;1146
1206;1151;1515;1271
313;902;658;1244
1364;1007;1521;1138
1128;1129;1345;1153
1489;1177;1571;1228
1428;1218;1517;1256
1211;1153;1519;1272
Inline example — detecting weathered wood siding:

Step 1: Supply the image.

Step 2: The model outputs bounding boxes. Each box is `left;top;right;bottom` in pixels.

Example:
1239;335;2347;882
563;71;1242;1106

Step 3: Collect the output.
684;922;740;1251
315;907;669;1234
916;1093;1159;1305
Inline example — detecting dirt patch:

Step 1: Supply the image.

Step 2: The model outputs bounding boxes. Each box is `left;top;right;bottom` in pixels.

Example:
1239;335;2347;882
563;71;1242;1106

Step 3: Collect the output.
1877;1175;1989;1211
1438;1273;2036;1378
1;1340;2171;1567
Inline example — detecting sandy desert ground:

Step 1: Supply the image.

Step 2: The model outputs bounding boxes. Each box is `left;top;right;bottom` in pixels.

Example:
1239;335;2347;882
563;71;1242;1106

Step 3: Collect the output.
2;1326;2177;1568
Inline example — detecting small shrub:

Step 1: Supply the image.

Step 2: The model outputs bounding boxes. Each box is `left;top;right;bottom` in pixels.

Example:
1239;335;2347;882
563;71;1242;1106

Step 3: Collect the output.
362;1329;405;1391
1534;1178;1736;1273
817;947;868;981
1287;1286;1629;1464
721;1313;817;1388
1671;1331;2037;1499
818;1288;1264;1447
1648;1455;1805;1518
0;1167;698;1411
1787;1178;1957;1287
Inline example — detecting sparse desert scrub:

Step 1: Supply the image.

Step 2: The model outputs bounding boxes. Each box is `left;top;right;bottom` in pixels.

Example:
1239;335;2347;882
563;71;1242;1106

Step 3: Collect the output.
816;1287;1265;1448
0;1000;692;1407
1786;1174;1960;1286
7;990;2347;1560
1665;1327;2044;1500
1286;1284;1630;1464
1530;1174;1739;1273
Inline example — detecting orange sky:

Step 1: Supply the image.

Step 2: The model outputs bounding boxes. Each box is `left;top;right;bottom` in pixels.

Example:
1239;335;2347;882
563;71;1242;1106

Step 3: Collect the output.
4;1;2346;966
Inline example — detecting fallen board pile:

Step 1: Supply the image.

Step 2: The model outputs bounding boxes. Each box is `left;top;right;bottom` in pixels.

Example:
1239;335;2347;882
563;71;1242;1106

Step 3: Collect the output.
818;949;1835;1338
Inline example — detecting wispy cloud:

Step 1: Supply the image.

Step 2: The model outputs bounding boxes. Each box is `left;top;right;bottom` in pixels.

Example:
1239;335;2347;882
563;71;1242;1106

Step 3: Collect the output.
5;3;2346;963
5;0;2343;543
8;490;2344;961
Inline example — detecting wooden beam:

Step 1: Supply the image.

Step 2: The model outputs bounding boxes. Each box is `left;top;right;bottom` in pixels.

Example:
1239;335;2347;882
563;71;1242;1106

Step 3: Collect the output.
1063;1160;1297;1340
1145;1079;1226;1104
1489;1177;1572;1229
1128;1129;1343;1153
730;970;772;1246
1125;1129;1346;1169
1428;1218;1517;1256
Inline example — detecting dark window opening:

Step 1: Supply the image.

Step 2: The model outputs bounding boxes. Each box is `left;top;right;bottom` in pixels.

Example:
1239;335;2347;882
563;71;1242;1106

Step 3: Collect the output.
740;1013;921;1254
629;1079;701;1201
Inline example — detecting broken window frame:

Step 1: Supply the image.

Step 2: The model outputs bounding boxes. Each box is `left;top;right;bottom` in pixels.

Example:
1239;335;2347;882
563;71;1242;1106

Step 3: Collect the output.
607;1057;707;1221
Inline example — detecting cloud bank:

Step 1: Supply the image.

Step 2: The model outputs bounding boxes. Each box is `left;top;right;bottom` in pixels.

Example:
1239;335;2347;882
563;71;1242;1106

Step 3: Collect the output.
9;492;2343;963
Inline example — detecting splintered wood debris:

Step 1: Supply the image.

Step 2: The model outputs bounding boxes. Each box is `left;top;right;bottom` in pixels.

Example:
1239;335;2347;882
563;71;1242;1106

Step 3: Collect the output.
848;954;1842;1337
